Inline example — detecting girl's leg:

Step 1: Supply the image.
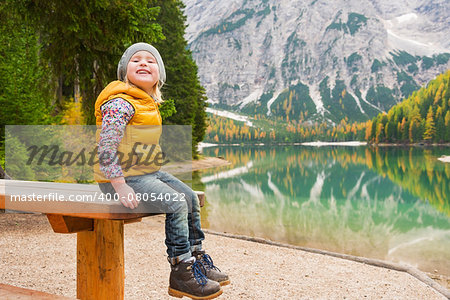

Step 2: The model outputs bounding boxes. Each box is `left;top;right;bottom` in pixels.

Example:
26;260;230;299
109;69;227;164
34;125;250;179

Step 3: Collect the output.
123;173;193;263
100;173;227;295
154;171;205;253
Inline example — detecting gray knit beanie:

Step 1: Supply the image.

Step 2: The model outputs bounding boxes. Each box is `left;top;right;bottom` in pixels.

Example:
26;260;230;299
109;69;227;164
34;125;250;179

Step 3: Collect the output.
117;42;166;86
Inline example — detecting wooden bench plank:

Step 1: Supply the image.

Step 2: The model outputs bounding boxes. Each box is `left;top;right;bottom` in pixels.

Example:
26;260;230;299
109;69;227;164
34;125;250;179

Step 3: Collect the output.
1;179;205;219
1;179;137;217
0;283;75;300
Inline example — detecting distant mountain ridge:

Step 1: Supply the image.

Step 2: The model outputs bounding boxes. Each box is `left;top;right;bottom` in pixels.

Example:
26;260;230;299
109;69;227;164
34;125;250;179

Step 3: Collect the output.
183;0;450;124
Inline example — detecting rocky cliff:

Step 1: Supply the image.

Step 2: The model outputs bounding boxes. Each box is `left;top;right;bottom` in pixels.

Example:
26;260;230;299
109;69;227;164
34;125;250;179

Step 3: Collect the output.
183;0;450;123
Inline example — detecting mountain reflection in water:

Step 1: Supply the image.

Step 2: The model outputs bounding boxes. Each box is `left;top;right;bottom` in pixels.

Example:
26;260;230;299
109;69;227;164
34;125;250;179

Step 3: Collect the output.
198;146;450;277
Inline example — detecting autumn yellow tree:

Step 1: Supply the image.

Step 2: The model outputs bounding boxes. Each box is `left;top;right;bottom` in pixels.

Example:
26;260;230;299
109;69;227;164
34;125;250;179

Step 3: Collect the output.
423;106;436;141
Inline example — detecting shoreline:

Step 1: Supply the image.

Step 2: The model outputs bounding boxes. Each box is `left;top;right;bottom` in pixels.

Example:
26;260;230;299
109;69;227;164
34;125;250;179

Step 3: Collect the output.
204;228;450;295
192;156;231;171
199;141;450;147
160;156;231;175
196;145;450;164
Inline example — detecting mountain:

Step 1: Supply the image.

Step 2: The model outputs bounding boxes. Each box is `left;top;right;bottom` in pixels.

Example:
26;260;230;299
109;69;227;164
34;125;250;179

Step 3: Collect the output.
183;0;450;124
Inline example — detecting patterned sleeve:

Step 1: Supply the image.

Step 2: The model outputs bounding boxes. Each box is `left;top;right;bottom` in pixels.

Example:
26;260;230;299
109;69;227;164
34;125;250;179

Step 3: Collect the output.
98;98;135;179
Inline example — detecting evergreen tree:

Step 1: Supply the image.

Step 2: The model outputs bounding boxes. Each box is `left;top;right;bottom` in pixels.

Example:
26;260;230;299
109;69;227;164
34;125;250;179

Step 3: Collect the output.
0;1;55;145
369;117;377;142
409;118;420;142
385;121;396;142
445;111;450;142
435;109;445;143
423;106;436;141
376;122;384;143
400;117;408;142
152;0;208;157
19;0;163;123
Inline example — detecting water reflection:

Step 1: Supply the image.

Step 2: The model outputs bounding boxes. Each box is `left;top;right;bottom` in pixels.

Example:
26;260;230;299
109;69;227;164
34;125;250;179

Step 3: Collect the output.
198;146;450;276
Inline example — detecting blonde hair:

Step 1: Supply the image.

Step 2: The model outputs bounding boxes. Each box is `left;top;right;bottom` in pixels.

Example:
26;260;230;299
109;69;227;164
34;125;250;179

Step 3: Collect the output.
125;77;163;104
151;84;163;103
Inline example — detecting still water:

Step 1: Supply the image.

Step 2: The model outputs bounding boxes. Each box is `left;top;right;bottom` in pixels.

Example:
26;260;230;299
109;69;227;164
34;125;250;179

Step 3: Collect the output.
196;145;450;276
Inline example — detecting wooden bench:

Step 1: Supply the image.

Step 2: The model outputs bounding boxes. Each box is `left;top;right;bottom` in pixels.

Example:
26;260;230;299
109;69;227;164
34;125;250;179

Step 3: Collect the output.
0;179;205;300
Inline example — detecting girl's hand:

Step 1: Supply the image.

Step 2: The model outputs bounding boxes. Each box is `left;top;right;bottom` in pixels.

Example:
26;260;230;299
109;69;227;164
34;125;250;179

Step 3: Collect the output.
110;177;139;209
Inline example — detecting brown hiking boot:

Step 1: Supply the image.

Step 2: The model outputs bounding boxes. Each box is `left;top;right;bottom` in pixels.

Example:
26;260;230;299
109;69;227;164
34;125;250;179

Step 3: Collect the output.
193;251;230;286
168;258;222;299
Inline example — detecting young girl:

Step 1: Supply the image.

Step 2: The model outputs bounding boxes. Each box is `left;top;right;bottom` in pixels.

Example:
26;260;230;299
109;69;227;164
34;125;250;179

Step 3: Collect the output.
94;42;229;299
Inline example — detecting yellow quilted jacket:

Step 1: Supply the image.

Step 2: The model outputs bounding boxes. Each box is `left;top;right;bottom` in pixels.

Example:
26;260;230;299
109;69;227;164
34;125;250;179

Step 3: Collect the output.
94;81;163;182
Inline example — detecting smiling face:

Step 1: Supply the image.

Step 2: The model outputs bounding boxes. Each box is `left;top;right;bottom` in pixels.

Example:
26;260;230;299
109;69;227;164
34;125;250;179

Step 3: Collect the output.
126;51;160;94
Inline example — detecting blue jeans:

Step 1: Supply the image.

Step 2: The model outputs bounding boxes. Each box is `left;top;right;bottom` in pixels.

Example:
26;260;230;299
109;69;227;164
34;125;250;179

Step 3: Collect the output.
99;171;204;264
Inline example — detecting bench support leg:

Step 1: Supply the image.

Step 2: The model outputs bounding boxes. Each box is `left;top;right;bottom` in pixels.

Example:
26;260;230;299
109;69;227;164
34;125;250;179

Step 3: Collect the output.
77;219;124;300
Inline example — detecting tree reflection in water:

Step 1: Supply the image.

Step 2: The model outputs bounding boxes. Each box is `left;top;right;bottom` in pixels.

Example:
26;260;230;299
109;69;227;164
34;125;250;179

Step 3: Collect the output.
198;146;450;277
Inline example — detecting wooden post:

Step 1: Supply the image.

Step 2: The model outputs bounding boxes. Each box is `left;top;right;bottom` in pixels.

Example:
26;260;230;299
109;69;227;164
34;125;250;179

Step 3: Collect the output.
77;219;125;300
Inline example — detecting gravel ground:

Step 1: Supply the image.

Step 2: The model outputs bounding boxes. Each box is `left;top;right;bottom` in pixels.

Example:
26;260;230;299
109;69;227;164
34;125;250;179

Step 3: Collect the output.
0;213;447;300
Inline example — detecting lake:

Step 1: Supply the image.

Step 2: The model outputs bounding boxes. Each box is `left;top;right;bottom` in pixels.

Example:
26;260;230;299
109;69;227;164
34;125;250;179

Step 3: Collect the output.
196;145;450;277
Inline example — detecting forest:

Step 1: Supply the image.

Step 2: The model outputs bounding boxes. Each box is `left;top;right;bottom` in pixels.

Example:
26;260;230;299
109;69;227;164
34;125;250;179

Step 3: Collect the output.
0;0;207;170
366;71;450;144
205;71;450;144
